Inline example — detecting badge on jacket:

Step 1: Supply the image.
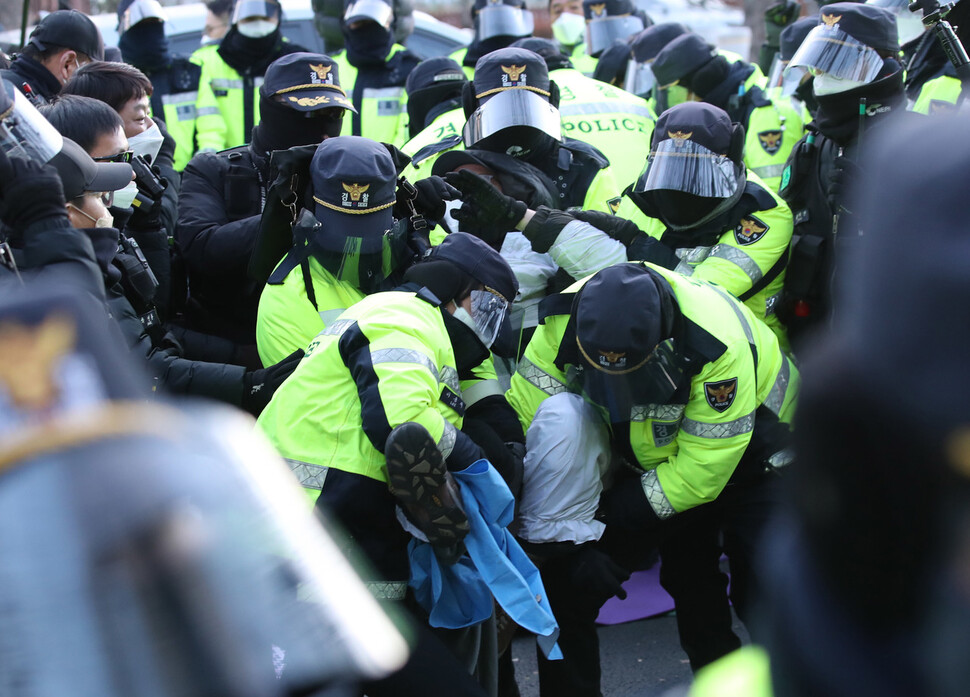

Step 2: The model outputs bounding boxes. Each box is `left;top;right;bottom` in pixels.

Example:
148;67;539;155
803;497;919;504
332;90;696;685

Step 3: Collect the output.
758;130;783;155
704;378;738;413
735;216;769;246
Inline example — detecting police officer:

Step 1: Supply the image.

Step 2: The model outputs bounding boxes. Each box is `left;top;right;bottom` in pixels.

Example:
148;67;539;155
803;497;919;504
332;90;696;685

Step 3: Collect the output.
333;0;420;145
178;53;354;347
505;260;797;696
0;10;104;105
193;0;307;153
767;16;819;117
203;0;234;44
550;0;597;75
582;0;649;59
608;102;794;349
458;47;622;216
512;36;657;190
116;0;203;171
399;57;469;178
449;0;535;77
778;4;907;347
651;32;806;191
256;232;521;697
681;112;970;697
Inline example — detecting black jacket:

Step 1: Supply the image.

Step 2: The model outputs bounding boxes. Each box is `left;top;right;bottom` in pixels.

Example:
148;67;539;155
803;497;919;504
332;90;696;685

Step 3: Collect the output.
176;143;268;344
1;55;61;104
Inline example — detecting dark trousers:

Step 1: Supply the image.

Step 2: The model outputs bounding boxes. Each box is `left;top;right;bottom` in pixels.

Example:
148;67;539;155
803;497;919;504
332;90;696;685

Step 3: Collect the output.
534;474;781;697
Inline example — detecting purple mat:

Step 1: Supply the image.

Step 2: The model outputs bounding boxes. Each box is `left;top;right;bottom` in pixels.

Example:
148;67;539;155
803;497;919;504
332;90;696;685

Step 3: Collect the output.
595;565;675;626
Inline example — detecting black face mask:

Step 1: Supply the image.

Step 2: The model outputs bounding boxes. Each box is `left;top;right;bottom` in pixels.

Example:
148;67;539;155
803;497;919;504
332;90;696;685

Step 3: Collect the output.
343;22;394;68
814;59;905;146
253;98;343;152
645;190;723;228
218;25;282;75
476;126;558;164
441;309;491;374
118;22;170;73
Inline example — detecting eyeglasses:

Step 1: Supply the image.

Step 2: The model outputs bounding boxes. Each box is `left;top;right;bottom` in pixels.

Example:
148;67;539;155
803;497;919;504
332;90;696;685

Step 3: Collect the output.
94;150;134;164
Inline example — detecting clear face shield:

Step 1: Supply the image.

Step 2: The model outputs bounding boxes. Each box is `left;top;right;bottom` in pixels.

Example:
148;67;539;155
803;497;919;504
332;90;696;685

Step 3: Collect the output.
463;88;563;148
569;338;684;423
119;0;167;32
633;136;741;199
788;24;886;84
0;79;64;164
476;4;534;40
469;286;511;348
586;15;645;56
344;0;394;29
624;59;657;98
0;404;409;697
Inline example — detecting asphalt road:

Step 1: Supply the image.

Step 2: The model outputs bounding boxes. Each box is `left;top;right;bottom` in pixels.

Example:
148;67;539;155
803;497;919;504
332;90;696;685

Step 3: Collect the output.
509;611;750;697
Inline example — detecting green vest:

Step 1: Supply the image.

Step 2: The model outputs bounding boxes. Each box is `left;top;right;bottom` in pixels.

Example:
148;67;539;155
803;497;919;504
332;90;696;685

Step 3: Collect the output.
334;46;413;145
192;43;263;153
614;172;793;351
257;289;466;489
400;107;467;181
553;67;657;189
912;74;962;114
741;92;807;192
507;263;798;514
688;646;774;697
566;43;598;76
448;47;476;79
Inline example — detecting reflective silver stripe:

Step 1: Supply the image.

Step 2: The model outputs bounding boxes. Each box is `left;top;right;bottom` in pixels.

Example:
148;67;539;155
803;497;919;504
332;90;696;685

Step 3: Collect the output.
750;163;786;179
462;378;504;407
710;286;755;345
363;86;405;99
674;260;694;276
161;91;198;106
681;412;755;438
764;351;791;416
709;244;763;284
318;308;345;327
560;101;654;119
630;403;685;422
641;469;676;519
321;318;355;337
196;106;221;117
365;581;408;600
371;347;461;394
438;421;458;459
516;356;568;397
211;78;244;89
767;447;795;469
676;245;714;265
284;458;329;490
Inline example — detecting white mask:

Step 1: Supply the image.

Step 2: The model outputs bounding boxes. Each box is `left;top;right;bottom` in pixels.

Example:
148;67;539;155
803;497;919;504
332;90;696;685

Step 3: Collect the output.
112;180;139;210
813;72;870;96
237;19;278;38
128;122;164;164
552;12;586;48
69;202;113;229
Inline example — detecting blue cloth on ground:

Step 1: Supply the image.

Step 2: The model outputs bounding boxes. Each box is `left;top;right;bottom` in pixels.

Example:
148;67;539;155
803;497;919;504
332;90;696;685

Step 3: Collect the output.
408;458;562;659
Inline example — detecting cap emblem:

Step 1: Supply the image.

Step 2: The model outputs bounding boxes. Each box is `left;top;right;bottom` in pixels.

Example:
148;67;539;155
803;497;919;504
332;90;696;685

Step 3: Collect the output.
598;350;627;369
342;182;371;207
821;13;841;27
309;62;333;85
590;3;607;18
0;314;76;410
667;130;693;148
501;64;527;86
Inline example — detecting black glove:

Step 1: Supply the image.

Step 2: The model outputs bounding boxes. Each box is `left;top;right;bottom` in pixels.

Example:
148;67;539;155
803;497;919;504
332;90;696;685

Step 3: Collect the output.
444;169;528;249
0;149;69;231
571;208;644;246
825;155;864;214
241;349;304;415
567;544;631;602
412;175;461;220
596;475;664;530
764;1;801;46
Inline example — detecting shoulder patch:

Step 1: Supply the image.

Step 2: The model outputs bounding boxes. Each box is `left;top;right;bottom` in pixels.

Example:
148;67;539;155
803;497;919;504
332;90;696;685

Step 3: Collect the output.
704;378;738;412
607;196;622;214
758;130;784;155
735;216;769;246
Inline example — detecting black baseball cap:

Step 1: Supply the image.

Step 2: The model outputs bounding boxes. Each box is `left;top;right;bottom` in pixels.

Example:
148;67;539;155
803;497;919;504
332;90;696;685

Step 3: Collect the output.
427;232;518;304
651;32;717;89
473;47;552;102
405;56;466;96
28;10;105;61
260;53;356;113
630;22;690;63
48;138;133;201
310;136;396;241
511;37;572;71
817;3;898;52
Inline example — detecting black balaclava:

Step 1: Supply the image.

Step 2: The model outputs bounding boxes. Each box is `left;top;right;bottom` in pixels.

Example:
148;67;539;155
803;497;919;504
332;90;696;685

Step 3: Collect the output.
407;86;462;137
814;58;904;146
118;21;171;74
252;98;342;153
218;24;283;75
343;21;394;68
